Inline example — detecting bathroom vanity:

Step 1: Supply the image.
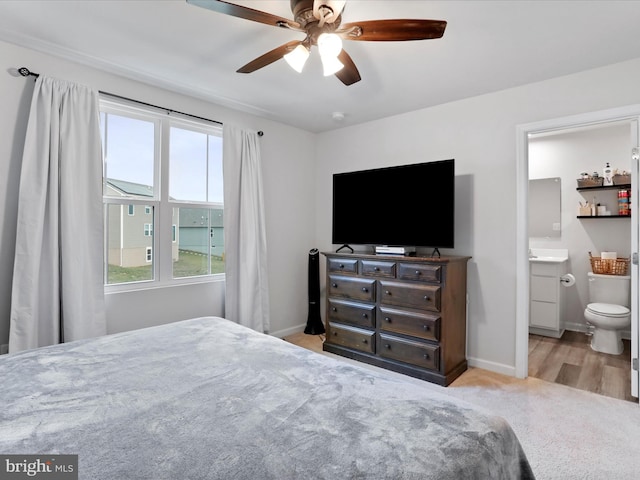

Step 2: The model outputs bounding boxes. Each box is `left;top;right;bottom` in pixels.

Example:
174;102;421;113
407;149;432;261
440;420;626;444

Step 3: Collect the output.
529;248;569;338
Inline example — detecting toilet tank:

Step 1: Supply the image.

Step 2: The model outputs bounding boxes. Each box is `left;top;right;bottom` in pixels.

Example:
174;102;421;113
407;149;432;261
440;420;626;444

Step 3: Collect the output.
588;272;631;307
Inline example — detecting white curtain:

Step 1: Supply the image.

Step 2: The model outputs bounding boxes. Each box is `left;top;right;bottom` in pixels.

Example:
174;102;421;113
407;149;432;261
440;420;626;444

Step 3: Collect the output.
223;125;270;333
9;76;106;353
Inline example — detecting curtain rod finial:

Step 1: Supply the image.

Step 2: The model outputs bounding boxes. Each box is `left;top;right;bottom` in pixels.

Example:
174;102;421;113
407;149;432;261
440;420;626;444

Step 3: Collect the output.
258;131;264;137
15;67;39;78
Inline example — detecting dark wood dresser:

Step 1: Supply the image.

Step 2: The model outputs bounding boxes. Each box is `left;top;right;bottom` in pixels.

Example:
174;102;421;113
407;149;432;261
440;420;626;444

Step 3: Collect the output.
322;252;470;386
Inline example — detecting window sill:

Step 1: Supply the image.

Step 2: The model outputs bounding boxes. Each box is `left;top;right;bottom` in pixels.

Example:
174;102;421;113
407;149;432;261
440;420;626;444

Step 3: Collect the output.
104;274;225;294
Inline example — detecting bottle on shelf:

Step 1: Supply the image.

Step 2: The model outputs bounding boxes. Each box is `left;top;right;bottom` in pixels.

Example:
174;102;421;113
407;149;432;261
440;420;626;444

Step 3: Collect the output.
603;162;613;186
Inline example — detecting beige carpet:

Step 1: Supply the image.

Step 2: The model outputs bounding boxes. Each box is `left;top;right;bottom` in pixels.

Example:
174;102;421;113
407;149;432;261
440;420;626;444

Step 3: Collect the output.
445;371;640;480
311;344;640;480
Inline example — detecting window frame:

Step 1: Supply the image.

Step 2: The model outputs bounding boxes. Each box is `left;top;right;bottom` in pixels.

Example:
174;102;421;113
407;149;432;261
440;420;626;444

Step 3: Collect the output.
100;97;225;293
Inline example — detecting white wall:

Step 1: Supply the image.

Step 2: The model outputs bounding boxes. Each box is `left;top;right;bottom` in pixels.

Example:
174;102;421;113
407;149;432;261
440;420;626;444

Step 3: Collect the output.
3;37;640;375
315;58;640;375
529;123;632;332
0;39;317;344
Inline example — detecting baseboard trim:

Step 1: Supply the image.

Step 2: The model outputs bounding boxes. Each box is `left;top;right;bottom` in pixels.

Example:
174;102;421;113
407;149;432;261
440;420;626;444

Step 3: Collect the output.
564;323;631;340
565;322;588;333
270;324;306;339
467;356;516;377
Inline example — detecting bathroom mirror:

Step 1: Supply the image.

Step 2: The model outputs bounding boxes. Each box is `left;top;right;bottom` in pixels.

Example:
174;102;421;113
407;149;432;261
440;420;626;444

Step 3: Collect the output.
529;177;561;237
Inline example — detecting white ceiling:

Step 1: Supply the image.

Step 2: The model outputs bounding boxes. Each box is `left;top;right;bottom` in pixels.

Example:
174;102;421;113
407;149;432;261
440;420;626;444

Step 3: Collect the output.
1;0;640;133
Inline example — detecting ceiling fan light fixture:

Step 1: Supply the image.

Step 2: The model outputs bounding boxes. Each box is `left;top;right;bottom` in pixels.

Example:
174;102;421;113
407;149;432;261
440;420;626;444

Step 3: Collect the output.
321;55;344;76
318;33;344;76
317;33;342;58
283;44;310;73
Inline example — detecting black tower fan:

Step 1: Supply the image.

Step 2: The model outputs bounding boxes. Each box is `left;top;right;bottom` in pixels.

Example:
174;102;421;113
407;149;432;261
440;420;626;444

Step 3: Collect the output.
305;248;325;335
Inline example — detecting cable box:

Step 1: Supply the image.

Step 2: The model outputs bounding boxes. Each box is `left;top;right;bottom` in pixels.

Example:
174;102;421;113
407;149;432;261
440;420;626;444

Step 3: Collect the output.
375;246;416;256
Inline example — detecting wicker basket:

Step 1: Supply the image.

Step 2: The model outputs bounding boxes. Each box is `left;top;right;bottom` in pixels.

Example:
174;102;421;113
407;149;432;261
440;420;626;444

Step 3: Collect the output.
589;252;629;276
612;174;631;185
577;177;604;188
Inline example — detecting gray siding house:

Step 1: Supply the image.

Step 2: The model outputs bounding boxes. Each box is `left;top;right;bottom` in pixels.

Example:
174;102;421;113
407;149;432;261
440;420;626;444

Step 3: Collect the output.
178;207;224;259
106;179;179;267
106;179;223;267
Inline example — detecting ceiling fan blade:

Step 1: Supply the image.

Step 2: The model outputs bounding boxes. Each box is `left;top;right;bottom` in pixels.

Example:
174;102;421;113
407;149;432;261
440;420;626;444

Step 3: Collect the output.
237;41;302;74
186;0;301;30
339;19;447;41
335;49;361;86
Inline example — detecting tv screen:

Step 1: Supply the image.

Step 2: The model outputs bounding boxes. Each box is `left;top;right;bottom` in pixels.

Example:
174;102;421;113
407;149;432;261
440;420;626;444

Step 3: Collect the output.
332;159;454;248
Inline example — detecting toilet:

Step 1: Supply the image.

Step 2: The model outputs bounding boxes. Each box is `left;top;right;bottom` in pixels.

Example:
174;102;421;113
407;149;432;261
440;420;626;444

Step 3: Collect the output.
584;272;631;355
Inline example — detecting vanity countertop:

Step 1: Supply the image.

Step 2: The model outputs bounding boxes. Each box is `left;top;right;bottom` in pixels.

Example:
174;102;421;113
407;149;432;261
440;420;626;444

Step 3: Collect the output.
529;248;568;263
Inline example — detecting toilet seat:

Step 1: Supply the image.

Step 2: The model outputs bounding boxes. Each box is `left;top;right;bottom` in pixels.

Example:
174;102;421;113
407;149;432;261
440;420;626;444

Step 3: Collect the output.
586;302;629;317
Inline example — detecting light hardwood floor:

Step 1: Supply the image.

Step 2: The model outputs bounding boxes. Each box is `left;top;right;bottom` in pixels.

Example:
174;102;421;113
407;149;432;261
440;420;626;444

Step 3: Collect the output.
284;331;638;401
529;330;635;402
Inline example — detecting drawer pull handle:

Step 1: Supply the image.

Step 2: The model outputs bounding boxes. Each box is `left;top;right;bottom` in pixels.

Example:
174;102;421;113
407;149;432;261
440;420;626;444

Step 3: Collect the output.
385;290;391;295
362;287;368;292
332;283;338;288
423;325;430;331
424;295;430;301
362;339;368;344
339;264;344;269
423;353;430;360
331;307;337;312
374;267;380;271
385;317;392;323
415;270;421;275
333;331;338;336
385;344;391;350
362;313;368;318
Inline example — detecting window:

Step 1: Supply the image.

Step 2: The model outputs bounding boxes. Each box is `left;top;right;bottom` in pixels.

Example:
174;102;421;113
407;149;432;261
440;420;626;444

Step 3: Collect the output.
100;98;224;287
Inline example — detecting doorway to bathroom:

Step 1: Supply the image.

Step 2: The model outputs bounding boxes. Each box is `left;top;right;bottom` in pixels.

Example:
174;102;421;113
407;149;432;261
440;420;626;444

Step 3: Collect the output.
515;106;640;404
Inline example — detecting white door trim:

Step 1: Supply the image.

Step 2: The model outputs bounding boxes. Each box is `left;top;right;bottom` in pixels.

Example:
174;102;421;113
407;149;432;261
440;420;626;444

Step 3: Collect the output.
630;120;639;398
515;105;640;384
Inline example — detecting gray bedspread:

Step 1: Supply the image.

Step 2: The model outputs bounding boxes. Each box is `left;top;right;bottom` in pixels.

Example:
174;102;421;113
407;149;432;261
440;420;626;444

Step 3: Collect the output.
0;316;534;479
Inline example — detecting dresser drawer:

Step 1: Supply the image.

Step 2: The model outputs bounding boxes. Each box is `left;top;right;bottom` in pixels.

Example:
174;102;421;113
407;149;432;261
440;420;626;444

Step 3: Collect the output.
328;324;375;353
378;333;440;371
328;258;358;274
328;275;376;302
398;263;441;283
378;306;440;341
328;299;375;328
379;280;441;312
361;260;396;278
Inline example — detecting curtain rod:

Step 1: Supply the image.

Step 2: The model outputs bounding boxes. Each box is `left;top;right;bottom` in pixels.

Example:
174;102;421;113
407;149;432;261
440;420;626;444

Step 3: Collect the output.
16;67;264;137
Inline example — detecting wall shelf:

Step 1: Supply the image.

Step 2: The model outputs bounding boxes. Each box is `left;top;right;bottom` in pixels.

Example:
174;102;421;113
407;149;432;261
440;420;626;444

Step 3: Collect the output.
576;183;630;192
577;215;631;219
576;183;631;218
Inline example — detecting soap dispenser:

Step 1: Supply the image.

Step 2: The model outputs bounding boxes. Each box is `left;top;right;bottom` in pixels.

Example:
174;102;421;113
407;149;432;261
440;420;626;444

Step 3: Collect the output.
603;162;613;186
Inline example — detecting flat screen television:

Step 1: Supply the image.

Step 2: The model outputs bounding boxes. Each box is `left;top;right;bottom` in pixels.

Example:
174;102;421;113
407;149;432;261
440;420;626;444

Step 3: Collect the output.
332;159;454;249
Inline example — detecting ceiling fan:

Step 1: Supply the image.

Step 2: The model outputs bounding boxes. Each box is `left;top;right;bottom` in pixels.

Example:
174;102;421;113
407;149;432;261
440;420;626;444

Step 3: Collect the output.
186;0;447;85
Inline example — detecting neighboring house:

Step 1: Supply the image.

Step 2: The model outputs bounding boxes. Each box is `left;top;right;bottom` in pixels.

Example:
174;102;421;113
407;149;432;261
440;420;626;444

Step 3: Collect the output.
178;207;225;259
106;179;223;268
106;179;179;267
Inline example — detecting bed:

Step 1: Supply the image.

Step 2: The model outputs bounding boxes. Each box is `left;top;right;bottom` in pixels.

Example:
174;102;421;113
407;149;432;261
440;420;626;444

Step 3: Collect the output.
0;316;534;479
